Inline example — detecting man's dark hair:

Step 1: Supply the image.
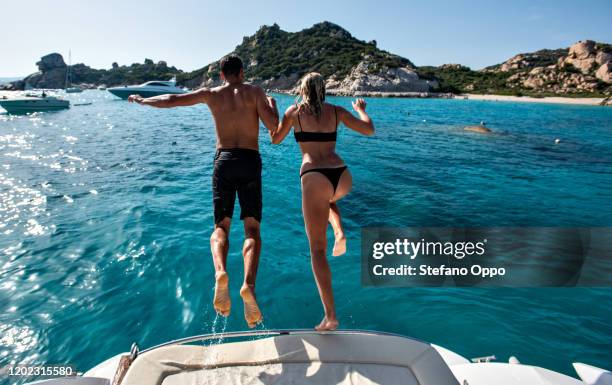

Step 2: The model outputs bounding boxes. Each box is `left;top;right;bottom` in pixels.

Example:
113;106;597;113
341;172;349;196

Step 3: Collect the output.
219;55;243;77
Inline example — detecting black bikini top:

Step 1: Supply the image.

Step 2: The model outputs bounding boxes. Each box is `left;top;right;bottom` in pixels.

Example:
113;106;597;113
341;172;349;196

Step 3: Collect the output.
294;106;338;142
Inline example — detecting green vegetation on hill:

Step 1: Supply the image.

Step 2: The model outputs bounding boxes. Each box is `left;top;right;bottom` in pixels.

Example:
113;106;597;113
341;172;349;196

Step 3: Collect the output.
178;22;412;84
71;60;182;86
418;66;512;94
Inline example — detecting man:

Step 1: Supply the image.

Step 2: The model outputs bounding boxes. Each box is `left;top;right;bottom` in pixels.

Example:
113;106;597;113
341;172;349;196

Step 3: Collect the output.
128;55;278;328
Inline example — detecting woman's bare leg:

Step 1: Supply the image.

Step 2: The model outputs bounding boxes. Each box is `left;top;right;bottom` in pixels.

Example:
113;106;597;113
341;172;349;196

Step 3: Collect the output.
302;173;338;331
329;170;352;257
328;203;346;257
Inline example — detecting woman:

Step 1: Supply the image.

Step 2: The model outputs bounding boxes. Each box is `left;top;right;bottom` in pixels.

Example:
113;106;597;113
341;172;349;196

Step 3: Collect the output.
272;72;374;330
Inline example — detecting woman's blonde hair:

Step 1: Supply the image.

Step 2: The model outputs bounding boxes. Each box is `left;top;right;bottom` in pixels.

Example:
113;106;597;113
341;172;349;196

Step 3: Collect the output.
297;72;325;119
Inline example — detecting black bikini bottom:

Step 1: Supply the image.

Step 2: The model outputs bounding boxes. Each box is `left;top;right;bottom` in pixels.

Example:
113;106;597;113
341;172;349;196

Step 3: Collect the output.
300;166;348;192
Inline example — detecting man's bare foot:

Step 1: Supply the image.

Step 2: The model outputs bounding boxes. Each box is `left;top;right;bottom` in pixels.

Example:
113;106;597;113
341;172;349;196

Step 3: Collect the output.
240;285;263;328
213;272;231;317
332;234;346;257
315;317;339;331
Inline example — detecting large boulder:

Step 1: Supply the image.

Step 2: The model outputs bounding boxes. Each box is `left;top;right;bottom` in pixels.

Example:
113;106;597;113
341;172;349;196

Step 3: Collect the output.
595;51;612;66
568;40;596;60
500;54;530;72
596;62;612;84
564;40;600;74
36;53;66;71
23;68;67;89
3;53;70;90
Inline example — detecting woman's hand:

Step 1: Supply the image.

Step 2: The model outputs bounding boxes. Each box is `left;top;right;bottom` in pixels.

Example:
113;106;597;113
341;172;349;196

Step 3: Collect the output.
352;98;366;112
340;99;374;136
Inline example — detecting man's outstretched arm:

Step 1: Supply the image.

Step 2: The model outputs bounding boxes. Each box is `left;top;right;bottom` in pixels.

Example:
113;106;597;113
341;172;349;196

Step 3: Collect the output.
128;87;211;108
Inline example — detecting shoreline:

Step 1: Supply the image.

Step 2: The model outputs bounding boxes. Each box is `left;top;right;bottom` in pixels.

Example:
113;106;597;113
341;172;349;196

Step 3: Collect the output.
2;89;609;107
271;89;610;106
463;94;609;106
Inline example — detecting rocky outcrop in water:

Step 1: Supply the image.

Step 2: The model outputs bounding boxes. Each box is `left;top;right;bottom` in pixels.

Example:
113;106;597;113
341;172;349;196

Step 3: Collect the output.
2;54;183;91
7;53;68;90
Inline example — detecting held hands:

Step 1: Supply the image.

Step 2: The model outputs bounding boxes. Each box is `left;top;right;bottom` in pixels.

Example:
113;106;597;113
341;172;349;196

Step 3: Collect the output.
352;98;366;112
128;94;144;104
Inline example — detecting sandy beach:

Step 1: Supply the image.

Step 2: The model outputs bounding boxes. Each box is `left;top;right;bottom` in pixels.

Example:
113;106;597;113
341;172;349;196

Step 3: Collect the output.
464;94;609;106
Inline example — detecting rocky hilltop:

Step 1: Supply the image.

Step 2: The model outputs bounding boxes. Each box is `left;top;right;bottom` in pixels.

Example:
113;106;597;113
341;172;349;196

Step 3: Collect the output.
178;22;437;94
421;40;611;97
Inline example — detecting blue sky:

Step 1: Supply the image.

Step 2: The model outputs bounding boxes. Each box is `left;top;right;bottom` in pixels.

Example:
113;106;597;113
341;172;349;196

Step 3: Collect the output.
1;0;611;77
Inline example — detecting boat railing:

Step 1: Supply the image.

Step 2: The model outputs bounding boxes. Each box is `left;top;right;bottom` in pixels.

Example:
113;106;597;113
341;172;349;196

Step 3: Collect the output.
138;328;424;355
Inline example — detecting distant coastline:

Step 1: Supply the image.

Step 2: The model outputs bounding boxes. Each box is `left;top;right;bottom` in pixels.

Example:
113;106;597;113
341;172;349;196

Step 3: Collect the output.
271;89;610;106
2;22;610;100
2;89;608;108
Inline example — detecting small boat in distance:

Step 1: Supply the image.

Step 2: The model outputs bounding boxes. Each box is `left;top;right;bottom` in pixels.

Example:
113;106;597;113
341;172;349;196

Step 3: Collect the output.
65;50;83;93
65;87;83;93
107;77;187;99
0;91;70;114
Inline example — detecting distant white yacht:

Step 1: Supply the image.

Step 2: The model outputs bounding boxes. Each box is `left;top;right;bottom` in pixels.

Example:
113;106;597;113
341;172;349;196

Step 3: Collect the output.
0;91;69;114
107;77;187;99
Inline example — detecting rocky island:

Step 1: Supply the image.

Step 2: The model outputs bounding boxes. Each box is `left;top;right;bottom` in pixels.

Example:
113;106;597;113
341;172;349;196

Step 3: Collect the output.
3;22;611;103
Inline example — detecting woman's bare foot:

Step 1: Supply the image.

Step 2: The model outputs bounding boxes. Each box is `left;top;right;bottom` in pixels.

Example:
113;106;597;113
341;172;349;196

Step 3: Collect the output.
240;285;263;328
332;233;346;257
315;317;339;331
213;272;231;317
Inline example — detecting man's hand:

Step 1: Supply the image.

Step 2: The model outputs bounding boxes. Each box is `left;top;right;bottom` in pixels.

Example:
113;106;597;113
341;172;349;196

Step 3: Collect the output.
128;94;144;104
352;98;366;112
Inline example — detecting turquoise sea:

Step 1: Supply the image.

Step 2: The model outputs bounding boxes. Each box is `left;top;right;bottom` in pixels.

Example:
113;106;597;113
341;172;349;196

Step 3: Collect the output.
1;91;611;383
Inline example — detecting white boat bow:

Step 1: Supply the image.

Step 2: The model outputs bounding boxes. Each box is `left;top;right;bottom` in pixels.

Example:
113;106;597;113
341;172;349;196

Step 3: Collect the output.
23;329;609;385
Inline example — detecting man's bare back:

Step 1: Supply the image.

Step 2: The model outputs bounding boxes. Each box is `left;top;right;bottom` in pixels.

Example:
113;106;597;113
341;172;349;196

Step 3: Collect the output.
207;83;274;151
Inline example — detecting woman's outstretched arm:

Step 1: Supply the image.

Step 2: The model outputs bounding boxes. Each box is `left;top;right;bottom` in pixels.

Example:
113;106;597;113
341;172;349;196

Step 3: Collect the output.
271;105;296;144
337;98;374;136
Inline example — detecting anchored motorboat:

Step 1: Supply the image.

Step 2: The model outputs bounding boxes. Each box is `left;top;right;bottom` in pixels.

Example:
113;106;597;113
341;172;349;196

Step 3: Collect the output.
0;92;70;114
107;77;187;100
22;329;611;385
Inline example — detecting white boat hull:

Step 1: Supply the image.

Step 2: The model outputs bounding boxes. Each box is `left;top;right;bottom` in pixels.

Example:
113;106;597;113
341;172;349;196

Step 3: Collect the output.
0;97;70;114
107;87;186;99
107;78;187;100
